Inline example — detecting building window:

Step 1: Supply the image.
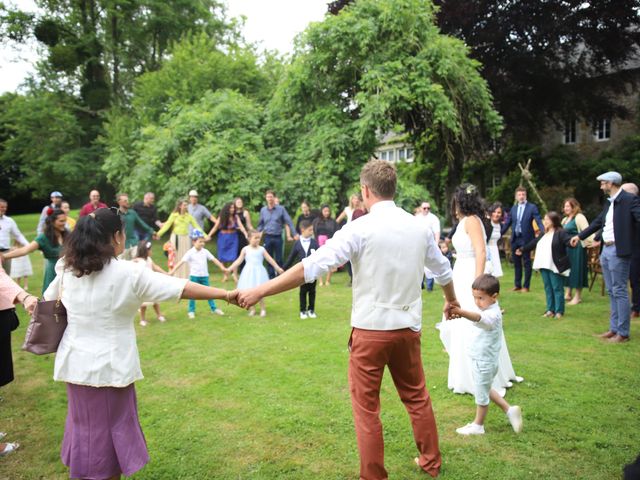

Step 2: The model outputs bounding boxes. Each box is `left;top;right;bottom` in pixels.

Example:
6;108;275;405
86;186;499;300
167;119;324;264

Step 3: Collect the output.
388;149;395;162
563;119;576;144
406;148;414;161
398;148;406;161
593;119;611;142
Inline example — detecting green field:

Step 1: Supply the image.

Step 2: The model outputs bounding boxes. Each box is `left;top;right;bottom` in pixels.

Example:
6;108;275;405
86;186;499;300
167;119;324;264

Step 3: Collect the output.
1;212;639;479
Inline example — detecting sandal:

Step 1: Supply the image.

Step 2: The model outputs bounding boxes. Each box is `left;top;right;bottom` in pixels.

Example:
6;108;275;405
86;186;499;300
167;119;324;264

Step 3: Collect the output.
0;442;19;456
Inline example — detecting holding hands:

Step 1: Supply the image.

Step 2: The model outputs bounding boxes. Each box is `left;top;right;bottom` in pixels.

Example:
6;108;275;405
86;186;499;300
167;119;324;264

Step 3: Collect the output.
569;235;580;247
237;288;262;310
443;298;461;320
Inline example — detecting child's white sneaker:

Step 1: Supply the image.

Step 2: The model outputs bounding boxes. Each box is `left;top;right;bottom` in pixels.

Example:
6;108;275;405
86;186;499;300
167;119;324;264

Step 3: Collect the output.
300;311;308;319
260;309;266;317
188;312;195;319
307;310;317;318
139;320;148;327
248;309;256;317
456;423;485;435
507;406;523;433
212;309;225;316
158;316;166;322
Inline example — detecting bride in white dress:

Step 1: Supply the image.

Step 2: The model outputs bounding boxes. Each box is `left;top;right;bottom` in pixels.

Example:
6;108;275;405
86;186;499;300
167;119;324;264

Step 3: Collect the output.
437;184;522;397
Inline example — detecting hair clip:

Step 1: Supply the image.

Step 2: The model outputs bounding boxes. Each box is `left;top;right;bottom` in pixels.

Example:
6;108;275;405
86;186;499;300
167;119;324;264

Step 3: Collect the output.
146;242;152;248
465;185;477;195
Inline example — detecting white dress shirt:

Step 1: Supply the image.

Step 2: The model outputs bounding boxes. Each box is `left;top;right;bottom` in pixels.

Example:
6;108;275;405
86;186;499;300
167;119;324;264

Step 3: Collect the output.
602;189;621;243
182;246;215;277
469;302;502;362
45;259;187;387
300;236;311;254
0;215;29;249
302;201;453;331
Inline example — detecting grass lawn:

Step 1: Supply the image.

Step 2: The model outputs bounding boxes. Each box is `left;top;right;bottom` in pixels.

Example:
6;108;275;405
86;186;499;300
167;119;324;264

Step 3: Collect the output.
1;212;639;479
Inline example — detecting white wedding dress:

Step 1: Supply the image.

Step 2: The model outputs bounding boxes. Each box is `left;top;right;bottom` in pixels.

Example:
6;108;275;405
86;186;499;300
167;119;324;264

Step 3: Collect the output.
436;216;523;397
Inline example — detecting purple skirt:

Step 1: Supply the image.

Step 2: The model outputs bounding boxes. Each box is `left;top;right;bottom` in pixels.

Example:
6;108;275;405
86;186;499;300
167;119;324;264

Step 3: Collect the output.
62;383;150;479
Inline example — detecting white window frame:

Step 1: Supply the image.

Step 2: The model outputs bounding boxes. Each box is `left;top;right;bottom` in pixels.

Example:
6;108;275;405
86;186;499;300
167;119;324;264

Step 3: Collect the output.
593;119;611;142
562;119;577;144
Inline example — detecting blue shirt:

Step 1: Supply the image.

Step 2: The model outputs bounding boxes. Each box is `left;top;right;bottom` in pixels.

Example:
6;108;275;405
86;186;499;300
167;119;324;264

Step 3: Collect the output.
257;205;296;236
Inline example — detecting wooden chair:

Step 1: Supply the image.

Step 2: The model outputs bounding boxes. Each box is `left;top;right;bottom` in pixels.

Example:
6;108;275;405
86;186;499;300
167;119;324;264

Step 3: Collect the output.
587;246;605;296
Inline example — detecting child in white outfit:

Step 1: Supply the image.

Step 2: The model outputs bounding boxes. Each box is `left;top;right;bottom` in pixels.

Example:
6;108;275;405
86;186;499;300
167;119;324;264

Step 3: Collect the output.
449;274;523;435
170;231;227;318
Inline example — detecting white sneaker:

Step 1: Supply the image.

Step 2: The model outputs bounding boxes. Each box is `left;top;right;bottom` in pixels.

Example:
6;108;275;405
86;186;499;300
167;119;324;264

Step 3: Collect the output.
212;309;225;316
307;310;317;319
188;312;195;319
139;320;148;327
507;406;523;433
158;316;166;322
456;423;485;435
300;311;308;319
248;309;256;317
260;309;266;317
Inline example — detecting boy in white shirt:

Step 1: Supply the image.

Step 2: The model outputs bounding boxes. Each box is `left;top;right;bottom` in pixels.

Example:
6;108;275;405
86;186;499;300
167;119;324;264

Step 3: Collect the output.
449;274;523;435
170;230;227;318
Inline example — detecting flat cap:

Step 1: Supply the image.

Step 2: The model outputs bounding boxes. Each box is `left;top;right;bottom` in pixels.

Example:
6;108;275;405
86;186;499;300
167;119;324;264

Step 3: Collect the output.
596;171;622;185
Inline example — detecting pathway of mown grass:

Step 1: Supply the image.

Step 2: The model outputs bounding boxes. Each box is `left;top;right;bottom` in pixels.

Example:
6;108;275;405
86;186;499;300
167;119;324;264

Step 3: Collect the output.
1;212;638;479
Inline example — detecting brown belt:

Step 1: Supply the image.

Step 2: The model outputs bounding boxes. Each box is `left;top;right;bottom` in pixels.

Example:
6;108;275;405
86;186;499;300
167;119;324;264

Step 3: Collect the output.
604;241;615;247
220;229;236;234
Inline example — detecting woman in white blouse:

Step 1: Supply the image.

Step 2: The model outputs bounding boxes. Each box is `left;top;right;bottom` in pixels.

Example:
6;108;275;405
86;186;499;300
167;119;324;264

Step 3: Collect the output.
44;208;235;480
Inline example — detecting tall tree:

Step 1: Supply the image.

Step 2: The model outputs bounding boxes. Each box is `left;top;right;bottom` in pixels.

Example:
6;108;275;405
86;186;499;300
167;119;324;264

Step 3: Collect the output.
434;0;640;139
267;0;501;211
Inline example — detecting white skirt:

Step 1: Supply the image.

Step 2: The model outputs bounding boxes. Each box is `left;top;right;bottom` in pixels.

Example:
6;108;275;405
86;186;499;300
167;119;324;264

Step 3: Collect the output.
10;255;33;278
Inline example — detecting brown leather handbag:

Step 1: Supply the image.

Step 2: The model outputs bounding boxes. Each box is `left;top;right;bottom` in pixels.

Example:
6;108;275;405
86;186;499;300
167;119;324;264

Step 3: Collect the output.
22;273;67;355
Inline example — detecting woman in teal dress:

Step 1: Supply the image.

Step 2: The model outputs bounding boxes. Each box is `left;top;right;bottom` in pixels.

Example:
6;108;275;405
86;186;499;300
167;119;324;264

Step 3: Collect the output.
561;198;592;305
1;209;67;293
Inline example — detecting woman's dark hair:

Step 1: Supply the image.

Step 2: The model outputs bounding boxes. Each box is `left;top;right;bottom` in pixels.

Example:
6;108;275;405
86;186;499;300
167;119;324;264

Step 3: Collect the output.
219;202;234;229
44;209;68;246
451;184;492;240
546;211;563;230
488;202;503;215
63;208;124;277
137;240;152;259
321;204;332;217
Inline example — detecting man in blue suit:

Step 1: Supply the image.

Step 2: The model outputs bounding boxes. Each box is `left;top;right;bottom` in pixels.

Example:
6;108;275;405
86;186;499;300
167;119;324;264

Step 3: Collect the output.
502;186;544;292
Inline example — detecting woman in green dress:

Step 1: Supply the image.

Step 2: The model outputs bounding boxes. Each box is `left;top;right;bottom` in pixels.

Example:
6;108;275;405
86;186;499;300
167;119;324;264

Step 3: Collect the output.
0;209;67;293
561;198;593;305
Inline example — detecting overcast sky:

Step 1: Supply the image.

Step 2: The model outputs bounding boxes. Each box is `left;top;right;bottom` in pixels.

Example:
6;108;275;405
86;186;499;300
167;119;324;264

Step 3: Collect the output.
0;0;328;93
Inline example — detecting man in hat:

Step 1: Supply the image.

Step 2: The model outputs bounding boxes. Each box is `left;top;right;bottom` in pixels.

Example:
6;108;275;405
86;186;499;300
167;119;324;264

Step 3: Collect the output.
36;191;63;234
187;190;217;235
571;172;640;343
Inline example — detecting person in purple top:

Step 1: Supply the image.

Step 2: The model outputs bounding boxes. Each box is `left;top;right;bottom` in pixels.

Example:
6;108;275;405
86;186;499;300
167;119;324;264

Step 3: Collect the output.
257;190;298;278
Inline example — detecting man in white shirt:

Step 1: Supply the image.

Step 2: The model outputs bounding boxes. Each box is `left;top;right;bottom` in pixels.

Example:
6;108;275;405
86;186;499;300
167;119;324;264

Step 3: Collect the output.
418;202;441;291
236;160;459;479
0;199;29;272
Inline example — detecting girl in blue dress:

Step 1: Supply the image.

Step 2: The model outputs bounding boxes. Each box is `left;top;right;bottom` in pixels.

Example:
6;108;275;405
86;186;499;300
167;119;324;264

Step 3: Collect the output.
229;230;283;317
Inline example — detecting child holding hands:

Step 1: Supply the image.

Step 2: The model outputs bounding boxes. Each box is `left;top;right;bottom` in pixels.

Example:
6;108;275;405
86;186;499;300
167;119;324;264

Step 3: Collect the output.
133;240;168;326
448;274;523;435
229;230;283;317
170;230;227;318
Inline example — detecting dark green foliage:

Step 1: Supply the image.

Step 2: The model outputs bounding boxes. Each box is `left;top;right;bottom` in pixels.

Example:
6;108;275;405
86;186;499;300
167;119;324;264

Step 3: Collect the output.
435;0;640;138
